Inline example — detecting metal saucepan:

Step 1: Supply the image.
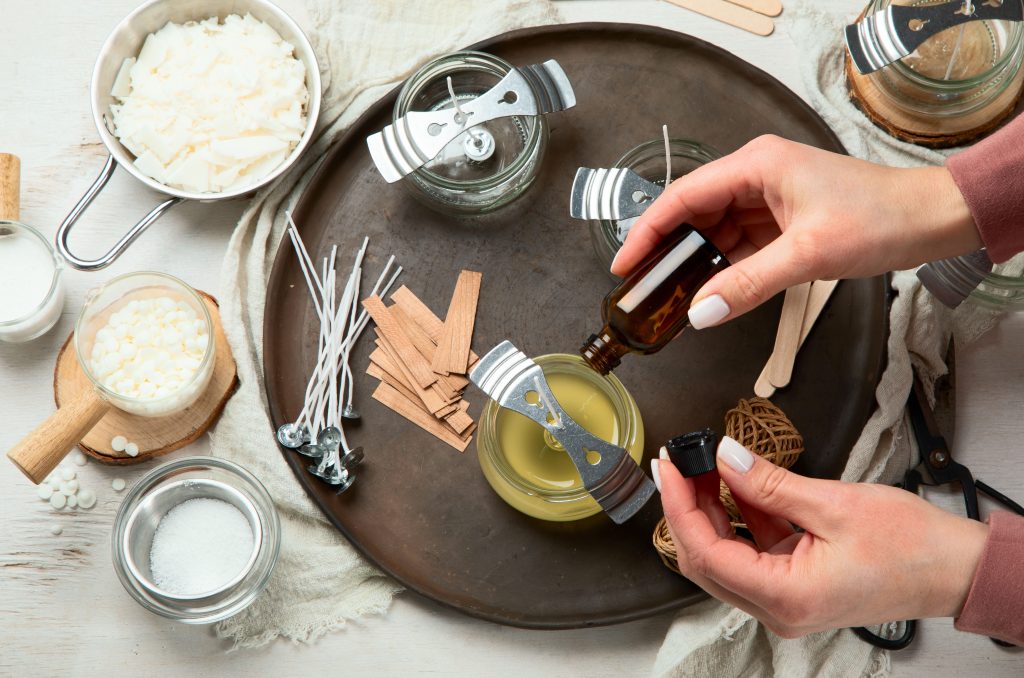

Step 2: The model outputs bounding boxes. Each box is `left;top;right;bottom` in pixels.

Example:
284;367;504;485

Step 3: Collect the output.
57;0;322;271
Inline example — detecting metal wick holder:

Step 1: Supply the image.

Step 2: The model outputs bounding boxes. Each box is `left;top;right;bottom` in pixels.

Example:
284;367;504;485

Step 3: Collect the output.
469;341;656;524
569;167;663;240
846;0;1024;75
367;60;576;183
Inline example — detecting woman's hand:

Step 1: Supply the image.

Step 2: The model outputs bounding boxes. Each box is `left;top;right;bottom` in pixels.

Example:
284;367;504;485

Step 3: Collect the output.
653;437;989;637
612;135;981;329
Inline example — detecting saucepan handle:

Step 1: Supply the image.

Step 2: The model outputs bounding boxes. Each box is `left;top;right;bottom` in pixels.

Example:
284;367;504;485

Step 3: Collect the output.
56;154;183;271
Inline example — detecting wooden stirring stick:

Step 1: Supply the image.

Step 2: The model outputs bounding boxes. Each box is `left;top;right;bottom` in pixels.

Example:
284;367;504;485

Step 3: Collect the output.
660;0;775;36
754;279;840;398
767;282;811;388
723;0;782;17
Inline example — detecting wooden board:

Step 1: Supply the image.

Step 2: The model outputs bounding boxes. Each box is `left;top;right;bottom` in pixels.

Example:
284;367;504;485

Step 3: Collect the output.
263;24;889;629
53;292;238;464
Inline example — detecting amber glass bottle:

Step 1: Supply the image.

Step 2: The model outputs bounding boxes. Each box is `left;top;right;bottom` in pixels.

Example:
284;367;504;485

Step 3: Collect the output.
581;227;728;374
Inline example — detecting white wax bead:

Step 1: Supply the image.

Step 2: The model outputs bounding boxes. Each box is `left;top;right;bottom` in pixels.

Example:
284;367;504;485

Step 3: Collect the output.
66;495;78;509
119;343;137;359
114;323;129;339
112;478;126;492
49;493;67;510
139;382;156;397
125;300;140;312
111;435;128;452
164;379;182;393
91;344;106;361
138;300;154;311
37;484;54;500
153;386;169;399
197;334;209;351
125;442;140;457
116;379;134;394
158;297;176;311
47;476;62;490
95;328;115;344
60;468;76;481
185;336;199;351
50;524;62;536
136;329;153;345
72;451;88;466
78;489;97;509
163;328;182;345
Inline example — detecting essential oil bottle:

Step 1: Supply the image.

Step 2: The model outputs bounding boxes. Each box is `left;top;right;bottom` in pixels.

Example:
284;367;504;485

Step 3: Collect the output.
581;227;728;374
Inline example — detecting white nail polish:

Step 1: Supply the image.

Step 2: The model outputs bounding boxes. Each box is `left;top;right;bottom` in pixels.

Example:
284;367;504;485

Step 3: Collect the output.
659;446;669;461
718;436;754;474
610;247;624;273
651;459;662;492
688;294;730;329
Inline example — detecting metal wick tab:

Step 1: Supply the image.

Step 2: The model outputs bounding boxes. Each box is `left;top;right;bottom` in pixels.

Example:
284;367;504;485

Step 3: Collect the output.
469;341;656;524
845;0;1022;74
367;59;577;183
569;167;664;240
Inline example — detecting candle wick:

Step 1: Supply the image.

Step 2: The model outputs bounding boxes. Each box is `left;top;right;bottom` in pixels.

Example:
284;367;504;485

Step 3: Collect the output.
446;75;484;145
662;124;672;188
944;23;967;81
534;376;561;427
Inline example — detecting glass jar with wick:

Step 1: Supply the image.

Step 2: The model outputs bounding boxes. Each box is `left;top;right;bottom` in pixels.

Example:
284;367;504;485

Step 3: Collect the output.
476;353;645;522
392;51;549;215
590;138;720;272
861;0;1024;118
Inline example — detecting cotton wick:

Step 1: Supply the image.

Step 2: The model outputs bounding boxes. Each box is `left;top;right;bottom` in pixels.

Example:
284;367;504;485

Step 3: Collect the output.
534;376;561;426
447;75;483;146
662;124;672;187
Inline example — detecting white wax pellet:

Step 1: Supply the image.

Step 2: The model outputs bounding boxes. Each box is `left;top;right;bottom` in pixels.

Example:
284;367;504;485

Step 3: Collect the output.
47;476;62;490
49;493;67;510
50;524;62;536
95;327;115;344
125;442;140;457
111;435;128;452
72;451;88;466
60;468;75;481
37;484;54;500
158;297;176;311
60;479;78;496
66;495;78;509
78;490;97;509
112;478;126;492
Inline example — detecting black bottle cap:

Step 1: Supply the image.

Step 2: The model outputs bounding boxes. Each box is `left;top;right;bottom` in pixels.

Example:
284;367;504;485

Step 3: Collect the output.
665;429;718;477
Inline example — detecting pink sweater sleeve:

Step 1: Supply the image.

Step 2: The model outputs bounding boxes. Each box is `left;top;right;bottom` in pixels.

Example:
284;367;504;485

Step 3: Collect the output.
954;511;1024;645
946;114;1024;263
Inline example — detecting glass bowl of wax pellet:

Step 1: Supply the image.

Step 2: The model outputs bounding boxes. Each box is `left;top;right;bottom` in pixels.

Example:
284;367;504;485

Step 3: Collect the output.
111;457;281;623
591;138;721;274
75;271;215;417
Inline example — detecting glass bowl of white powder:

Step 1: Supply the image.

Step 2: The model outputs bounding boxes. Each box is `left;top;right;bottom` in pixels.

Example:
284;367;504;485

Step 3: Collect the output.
111;457;280;623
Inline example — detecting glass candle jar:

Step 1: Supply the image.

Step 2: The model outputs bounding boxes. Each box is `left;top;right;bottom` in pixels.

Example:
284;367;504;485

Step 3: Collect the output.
476;353;645;522
0;220;64;342
864;0;1024;117
75;271;216;417
393;51;548;215
922;251;1024;310
112;457;280;624
590;139;721;271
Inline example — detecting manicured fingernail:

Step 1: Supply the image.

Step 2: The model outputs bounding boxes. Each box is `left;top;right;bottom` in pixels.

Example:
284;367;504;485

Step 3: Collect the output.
718;436;754;474
610;247;624;273
688;294;730;329
659;446;669;460
651;459;663;492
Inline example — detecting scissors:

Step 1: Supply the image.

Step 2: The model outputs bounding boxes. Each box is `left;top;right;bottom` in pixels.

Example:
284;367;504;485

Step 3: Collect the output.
853;372;1024;650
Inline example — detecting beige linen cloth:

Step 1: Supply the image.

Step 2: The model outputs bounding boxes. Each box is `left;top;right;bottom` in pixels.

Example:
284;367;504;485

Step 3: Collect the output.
210;0;560;647
653;2;1024;676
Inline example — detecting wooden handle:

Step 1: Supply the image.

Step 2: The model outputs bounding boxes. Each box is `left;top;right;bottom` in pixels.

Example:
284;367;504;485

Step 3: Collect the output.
767;282;811;388
723;0;782;17
7;388;110;484
660;0;775;36
754;280;840;398
0;153;20;222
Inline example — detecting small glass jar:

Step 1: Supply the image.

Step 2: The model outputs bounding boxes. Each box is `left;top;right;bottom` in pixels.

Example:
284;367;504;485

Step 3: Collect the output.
590;139;721;271
394;51;547;215
112;457;281;624
75;271;215;417
476;353;645;522
864;0;1024;117
0;220;64;342
923;251;1024;310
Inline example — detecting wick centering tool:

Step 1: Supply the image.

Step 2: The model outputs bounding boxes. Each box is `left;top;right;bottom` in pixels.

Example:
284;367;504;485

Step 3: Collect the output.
470;341;656;524
570;167;664;240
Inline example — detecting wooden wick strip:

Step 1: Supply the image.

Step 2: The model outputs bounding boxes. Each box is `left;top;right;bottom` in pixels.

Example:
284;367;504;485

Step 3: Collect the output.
722;0;781;17
660;0;774;36
444;407;475;435
754;280;840;398
367;361;460;419
389;304;470;391
431;271;482;376
374;336;452;414
363;295;438;389
372;382;471;452
767;282;811;388
392;285;479;364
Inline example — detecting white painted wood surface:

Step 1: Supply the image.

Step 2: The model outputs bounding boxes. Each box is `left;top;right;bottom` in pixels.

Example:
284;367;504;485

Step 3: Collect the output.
1;1;1022;675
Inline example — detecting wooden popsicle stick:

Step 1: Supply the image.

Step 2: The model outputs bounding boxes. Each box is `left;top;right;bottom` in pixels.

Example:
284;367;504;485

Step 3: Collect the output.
0;153;21;222
660;0;775;36
767;282;811;388
363;295;438;389
431;271;483;377
391;286;479;364
722;0;782;17
754;280;840;398
372;382;471;452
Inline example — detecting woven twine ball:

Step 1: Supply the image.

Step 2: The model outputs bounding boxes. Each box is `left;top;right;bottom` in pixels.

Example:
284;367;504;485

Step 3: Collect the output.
653;397;804;575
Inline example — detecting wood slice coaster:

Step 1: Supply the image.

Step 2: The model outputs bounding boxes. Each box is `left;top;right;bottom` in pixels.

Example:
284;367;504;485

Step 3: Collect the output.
845;52;1024;148
53;292;238;464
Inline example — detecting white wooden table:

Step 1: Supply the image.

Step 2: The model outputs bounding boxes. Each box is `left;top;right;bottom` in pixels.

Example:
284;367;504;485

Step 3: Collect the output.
2;1;1022;675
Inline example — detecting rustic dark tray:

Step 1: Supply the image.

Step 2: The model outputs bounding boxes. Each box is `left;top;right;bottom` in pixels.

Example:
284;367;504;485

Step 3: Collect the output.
264;23;888;629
